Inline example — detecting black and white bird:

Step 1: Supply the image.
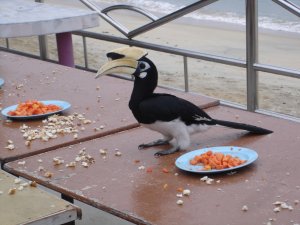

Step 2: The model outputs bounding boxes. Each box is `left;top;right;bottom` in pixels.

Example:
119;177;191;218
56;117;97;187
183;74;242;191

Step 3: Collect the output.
96;47;273;156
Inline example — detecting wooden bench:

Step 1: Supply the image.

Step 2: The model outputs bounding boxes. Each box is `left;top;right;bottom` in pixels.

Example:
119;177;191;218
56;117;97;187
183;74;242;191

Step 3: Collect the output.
0;170;81;225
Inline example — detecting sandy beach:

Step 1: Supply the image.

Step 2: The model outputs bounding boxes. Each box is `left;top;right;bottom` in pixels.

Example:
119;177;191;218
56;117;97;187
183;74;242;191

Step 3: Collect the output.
1;0;299;117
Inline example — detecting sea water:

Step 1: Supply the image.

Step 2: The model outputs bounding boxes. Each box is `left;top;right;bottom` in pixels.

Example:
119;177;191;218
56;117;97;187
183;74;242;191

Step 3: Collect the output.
95;0;300;34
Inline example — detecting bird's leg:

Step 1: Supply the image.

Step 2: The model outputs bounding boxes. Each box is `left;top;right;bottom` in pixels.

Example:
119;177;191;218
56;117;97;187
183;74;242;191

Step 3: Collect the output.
138;139;170;150
154;130;190;156
138;135;172;150
154;145;180;156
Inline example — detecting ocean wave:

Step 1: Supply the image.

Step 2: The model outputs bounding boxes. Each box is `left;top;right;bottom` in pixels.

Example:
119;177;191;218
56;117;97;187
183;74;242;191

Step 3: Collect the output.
95;0;300;34
188;12;300;33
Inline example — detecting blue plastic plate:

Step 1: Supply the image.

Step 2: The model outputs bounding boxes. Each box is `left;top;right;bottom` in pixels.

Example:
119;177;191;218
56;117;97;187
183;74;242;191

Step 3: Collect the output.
0;78;4;88
1;100;71;120
175;146;258;174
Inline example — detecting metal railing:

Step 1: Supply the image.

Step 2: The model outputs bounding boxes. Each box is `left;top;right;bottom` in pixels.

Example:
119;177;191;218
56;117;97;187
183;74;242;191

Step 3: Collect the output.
1;0;300;116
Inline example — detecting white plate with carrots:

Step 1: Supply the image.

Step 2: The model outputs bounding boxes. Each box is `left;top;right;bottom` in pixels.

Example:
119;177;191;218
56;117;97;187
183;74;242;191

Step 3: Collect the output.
175;146;258;174
1;100;71;120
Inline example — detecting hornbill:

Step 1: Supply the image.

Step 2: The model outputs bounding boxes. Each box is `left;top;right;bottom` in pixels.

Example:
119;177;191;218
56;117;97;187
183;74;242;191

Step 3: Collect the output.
96;47;273;156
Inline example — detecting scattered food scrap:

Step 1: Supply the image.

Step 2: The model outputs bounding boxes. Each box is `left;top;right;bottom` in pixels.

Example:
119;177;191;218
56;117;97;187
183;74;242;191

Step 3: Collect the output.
162;168;169;173
115;151;122;156
5;179;37;196
273;201;294;211
29;181;37;187
14;178;21;184
241;205;249;211
38;166;45;172
44;171;53;178
182;189;191;196
146;167;152;173
81;162;89;168
5;140;15;150
66;162;76;168
138;166;145;170
72;148;95;168
17;161;26;165
175;187;192;206
8;188;16;195
19;113;92;146
163;184;168;190
176;199;184;205
99;149;107;155
200;176;214;185
177;187;183;193
53;157;64;166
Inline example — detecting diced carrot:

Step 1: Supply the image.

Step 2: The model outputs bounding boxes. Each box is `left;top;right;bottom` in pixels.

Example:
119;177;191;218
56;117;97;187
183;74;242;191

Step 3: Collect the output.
8;100;62;116
203;165;212;171
215;153;224;161
194;155;202;162
162;168;169;173
189;150;246;171
146;167;153;173
177;187;184;192
206;150;213;156
189;159;198;165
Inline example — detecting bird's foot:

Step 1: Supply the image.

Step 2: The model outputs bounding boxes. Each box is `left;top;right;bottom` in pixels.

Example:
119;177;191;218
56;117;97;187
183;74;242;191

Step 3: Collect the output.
154;146;180;156
138;139;170;150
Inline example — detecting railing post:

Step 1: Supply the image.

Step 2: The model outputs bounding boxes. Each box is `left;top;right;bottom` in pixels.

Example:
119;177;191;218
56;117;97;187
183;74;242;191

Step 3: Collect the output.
35;0;48;60
83;36;89;68
5;38;9;49
246;0;258;111
183;56;189;92
38;36;49;60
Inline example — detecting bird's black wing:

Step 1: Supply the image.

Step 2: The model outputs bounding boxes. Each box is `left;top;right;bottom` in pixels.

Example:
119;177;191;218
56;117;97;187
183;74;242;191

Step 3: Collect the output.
136;93;214;125
135;93;273;134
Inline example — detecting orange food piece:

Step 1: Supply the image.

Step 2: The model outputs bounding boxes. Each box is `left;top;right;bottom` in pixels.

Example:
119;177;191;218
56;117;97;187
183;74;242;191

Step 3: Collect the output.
189;159;198;165
146;167;153;173
8;100;61;116
162;168;169;173
189;150;246;171
177;187;184;192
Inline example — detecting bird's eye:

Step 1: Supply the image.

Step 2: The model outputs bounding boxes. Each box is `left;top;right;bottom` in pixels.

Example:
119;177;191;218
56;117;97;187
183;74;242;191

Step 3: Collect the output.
139;62;150;72
140;63;146;69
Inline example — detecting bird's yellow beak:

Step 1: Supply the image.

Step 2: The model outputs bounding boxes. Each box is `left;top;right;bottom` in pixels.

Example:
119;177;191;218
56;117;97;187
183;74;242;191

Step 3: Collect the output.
95;46;148;79
95;58;138;79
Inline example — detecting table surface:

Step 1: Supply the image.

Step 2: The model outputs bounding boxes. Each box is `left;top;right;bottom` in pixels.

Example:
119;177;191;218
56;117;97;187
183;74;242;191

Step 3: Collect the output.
4;105;300;225
0;51;219;163
0;0;99;38
0;169;81;225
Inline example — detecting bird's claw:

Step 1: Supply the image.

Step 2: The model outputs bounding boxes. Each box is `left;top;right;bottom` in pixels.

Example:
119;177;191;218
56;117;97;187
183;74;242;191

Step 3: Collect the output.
154;147;180;156
138;144;147;150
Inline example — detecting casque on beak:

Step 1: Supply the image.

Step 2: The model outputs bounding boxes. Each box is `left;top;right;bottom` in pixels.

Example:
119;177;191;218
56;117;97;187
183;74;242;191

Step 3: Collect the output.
95;46;148;79
95;58;138;78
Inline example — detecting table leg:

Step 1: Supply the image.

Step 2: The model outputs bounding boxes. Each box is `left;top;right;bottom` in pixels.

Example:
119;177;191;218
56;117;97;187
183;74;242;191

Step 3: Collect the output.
62;193;74;204
61;194;75;225
56;32;75;67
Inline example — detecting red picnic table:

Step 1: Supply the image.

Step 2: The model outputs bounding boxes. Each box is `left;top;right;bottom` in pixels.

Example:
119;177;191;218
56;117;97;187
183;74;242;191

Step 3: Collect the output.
4;105;300;225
